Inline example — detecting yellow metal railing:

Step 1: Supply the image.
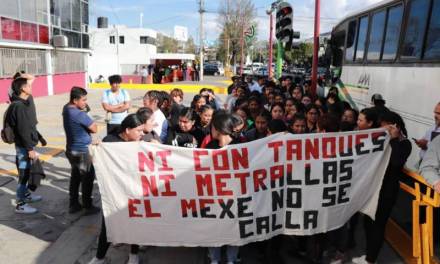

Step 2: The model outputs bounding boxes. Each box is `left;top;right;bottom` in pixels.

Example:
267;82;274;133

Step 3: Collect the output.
385;168;440;264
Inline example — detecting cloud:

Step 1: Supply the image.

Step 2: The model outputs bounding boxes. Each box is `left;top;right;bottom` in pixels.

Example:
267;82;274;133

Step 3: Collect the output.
91;3;143;13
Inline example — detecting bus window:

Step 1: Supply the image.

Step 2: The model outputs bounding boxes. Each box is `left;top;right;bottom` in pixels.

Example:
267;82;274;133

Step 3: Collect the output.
355;16;369;61
401;0;430;60
367;10;386;61
382;5;403;60
424;0;440;60
345;20;357;62
331;25;346;67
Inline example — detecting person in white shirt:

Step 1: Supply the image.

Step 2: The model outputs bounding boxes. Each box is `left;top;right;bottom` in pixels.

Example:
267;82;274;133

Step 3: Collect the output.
250;76;265;93
101;75;131;134
143;90;168;142
140;66;149;84
415;102;440;161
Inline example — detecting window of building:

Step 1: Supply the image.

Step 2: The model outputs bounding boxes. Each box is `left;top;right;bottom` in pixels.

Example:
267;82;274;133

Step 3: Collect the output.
110;36;115;44
0;0;19;19
61;0;72;29
72;0;81;31
62;30;81;48
401;0;430;60
0;48;48;77
39;25;49;44
367;10;386;61
355;16;369;61
36;0;49;24
1;17;21;41
140;36;156;45
21;22;38;43
424;0;440;60
20;0;37;22
345;20;357;62
382;5;403;60
81;1;89;25
119;36;125;44
82;33;89;49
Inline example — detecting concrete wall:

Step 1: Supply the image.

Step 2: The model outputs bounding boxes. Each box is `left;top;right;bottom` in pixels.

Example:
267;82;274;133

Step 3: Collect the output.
53;73;86;95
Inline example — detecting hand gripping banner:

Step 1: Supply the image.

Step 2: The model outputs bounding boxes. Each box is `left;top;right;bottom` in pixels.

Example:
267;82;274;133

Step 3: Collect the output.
90;129;391;247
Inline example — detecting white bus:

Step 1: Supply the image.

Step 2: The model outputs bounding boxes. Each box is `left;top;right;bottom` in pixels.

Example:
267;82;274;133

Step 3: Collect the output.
328;0;440;167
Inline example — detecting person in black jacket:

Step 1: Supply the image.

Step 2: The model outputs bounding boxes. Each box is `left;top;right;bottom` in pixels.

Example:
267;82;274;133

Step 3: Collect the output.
7;77;42;214
352;111;412;264
166;107;198;148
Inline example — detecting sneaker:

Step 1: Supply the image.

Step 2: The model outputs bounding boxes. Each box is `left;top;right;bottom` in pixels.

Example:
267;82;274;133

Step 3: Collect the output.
330;251;345;264
83;205;101;216
69;203;83;214
24;193;42;203
352;255;372;264
127;253;139;264
210;262;219;264
227;262;235;264
88;257;105;264
15;203;38;214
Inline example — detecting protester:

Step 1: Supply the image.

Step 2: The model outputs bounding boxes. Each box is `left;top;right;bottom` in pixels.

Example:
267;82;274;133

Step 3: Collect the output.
415;102;440;161
289;113;307;134
166;107;198;148
193;104;214;146
169;88;185;127
352;111;411;264
143;90;168;142
245;110;270;141
270;102;285;121
267;119;288;135
63;87;100;215
305;105;320;133
250;76;265;93
7;77;43;214
136;107;161;143
101;75;131;134
88;114;144;264
191;94;207;114
200;88;221;110
205;112;240;264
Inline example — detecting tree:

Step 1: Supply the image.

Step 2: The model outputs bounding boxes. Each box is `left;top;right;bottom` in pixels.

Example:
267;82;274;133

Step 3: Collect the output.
217;0;257;66
184;36;197;54
285;42;314;65
157;33;178;53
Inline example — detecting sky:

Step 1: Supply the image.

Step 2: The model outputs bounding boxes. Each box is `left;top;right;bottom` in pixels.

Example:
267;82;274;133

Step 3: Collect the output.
90;0;385;44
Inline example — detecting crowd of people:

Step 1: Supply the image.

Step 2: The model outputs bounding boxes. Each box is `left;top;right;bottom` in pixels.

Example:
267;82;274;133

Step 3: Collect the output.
5;71;440;264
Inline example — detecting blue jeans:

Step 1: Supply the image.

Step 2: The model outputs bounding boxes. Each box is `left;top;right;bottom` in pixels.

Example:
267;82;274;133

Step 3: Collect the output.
15;147;31;202
208;246;239;262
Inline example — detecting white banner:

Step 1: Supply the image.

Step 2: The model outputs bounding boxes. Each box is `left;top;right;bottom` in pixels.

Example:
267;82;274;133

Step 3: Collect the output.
90;129;391;247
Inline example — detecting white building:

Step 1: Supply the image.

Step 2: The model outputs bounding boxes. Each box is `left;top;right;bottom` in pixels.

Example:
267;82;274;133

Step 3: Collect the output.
88;20;196;82
88;25;157;80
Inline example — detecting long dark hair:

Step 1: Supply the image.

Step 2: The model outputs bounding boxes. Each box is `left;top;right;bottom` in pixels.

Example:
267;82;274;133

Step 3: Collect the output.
360;108;379;128
379;111;408;137
212;111;235;136
120;114;143;131
179;107;197;121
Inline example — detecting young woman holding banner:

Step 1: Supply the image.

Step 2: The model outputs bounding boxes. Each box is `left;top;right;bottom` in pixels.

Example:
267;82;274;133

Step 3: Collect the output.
352;110;411;264
89;114;144;264
204;111;240;264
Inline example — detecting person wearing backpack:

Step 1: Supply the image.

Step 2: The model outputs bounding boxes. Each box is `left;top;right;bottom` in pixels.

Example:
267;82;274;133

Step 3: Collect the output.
6;77;42;214
101;75;131;135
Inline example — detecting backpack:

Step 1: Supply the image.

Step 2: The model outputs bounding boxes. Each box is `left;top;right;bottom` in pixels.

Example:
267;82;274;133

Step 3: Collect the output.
1;102;16;144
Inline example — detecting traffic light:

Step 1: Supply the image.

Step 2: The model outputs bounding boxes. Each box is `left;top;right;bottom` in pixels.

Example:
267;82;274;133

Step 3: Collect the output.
276;2;293;49
275;2;300;51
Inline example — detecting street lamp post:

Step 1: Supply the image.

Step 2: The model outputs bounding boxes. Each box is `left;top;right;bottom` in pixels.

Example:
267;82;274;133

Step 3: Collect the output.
311;0;320;96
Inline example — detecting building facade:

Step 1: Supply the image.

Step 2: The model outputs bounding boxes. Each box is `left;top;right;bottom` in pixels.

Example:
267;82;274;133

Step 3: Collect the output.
0;0;89;102
89;21;196;83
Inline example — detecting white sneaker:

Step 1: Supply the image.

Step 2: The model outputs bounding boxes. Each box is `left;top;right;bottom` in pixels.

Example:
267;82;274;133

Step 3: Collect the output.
352;255;372;264
88;257;105;264
15;203;38;214
25;193;42;203
127;253;139;264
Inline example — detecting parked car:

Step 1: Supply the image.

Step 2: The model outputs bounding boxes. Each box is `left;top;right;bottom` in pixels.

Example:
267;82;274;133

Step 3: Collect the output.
204;64;222;76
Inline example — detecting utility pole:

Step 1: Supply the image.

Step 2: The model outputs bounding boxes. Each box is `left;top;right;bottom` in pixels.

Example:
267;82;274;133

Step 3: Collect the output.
268;13;273;79
199;0;205;81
